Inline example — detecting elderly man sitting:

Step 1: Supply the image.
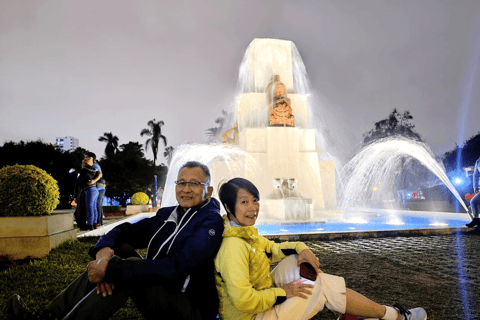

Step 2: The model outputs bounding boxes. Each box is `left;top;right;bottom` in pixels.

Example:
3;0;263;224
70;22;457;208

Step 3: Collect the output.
7;161;224;320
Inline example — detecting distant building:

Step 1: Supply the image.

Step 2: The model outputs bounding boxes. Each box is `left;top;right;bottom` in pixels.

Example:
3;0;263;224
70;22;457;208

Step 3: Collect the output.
56;136;79;152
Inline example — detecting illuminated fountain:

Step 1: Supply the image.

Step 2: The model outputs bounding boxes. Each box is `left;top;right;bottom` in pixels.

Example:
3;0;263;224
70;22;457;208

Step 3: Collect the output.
81;38;472;238
336;137;471;230
79;39;472;240
340;138;469;212
163;38;338;223
159;38;471;233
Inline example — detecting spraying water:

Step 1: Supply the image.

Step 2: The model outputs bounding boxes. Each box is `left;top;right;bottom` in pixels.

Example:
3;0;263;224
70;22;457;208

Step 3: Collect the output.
218;39;345;163
161;143;264;208
340;137;469;213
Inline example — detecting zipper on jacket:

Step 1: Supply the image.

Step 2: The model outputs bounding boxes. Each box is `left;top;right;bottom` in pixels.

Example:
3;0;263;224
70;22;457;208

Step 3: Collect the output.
165;199;212;255
166;209;198;255
152;207;191;260
146;220;168;259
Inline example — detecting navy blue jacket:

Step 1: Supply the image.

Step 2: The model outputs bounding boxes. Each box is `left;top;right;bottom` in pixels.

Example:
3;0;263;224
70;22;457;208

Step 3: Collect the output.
89;198;224;318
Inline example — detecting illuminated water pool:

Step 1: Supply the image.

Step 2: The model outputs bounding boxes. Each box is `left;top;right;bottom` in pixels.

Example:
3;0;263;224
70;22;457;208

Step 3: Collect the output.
256;210;471;235
78;209;471;238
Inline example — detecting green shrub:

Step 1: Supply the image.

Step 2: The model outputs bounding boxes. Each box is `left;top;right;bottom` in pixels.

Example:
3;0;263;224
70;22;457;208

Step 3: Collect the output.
103;205;122;213
0;164;60;217
131;192;149;205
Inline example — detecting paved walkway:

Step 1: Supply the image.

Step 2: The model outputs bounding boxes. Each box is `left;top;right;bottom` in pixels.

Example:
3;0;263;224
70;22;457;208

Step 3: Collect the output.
312;232;480;287
308;230;480;320
76;212;155;238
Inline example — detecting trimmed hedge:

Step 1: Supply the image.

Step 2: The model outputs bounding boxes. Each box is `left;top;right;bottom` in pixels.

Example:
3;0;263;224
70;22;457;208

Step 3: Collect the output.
131;192;149;205
0;164;59;217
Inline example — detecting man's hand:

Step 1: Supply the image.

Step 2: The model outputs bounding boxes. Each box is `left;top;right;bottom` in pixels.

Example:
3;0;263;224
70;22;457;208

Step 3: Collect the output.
87;258;108;283
297;248;322;274
87;179;96;185
97;282;115;297
87;258;115;297
281;281;314;299
96;247;114;261
88;247;116;297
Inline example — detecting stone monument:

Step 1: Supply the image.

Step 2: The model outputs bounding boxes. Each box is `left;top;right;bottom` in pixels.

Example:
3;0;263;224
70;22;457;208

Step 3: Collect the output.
213;38;337;221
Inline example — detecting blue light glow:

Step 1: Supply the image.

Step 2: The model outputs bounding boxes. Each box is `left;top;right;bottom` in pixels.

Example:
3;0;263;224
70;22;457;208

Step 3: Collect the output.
455;230;472;319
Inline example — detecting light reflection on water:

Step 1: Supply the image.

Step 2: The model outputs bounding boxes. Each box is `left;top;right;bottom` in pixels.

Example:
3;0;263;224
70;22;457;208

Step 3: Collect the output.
255;212;470;235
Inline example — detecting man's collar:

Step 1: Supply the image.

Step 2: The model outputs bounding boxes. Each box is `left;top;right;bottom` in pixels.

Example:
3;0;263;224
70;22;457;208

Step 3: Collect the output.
178;198;211;213
170;199;211;223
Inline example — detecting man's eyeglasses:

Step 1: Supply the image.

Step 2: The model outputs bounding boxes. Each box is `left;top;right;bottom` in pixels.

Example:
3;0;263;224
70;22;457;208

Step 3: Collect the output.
175;180;209;189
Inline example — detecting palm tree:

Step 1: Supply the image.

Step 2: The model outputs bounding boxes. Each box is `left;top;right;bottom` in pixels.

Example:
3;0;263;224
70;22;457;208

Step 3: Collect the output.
98;132;119;157
141;119;167;209
140;119;167;167
120;141;145;159
205;109;228;142
164;146;174;165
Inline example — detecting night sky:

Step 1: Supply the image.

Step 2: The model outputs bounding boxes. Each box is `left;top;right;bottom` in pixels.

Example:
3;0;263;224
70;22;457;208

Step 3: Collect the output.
1;0;479;164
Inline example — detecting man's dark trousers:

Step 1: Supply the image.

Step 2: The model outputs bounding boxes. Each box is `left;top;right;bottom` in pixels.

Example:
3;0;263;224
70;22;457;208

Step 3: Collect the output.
44;244;203;320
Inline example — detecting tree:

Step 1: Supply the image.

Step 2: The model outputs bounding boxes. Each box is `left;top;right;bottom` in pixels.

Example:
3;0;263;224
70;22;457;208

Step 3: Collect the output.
98;132;119;157
164;146;174;165
140;119;168;208
121;141;145;159
99;142;154;206
443;132;480;172
0;140;89;209
362;109;422;146
140;119;167;167
205;109;228;142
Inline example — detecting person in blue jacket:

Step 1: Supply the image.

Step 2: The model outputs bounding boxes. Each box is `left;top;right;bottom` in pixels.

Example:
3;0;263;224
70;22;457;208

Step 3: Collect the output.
466;156;480;228
86;152;106;227
74;154;100;230
6;161;224;320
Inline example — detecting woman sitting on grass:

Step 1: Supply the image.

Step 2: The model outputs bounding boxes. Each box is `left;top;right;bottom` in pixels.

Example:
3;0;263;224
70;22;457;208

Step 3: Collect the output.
214;177;427;320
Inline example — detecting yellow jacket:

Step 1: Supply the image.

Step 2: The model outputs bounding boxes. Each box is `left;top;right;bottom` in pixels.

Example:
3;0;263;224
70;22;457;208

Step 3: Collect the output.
214;215;308;320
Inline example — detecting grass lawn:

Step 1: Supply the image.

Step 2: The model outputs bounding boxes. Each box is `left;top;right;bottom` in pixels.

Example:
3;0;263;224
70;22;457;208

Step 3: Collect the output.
0;237;143;319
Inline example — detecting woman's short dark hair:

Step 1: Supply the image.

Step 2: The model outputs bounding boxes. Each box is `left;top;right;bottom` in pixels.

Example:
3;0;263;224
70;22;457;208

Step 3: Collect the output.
218;178;259;217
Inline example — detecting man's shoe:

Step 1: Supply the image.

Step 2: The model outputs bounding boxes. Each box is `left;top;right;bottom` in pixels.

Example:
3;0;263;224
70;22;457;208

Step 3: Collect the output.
466;218;480;228
393;305;427;320
5;294;39;319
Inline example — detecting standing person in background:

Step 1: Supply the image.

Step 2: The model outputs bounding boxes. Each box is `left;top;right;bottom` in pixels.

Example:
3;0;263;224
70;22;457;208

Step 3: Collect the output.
157;187;164;207
466;156;480;228
86;152;106;227
74;154;99;230
146;187;153;203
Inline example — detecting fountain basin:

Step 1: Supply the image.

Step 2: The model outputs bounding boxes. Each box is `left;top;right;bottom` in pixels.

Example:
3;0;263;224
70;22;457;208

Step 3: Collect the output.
258;209;471;241
78;209;471;242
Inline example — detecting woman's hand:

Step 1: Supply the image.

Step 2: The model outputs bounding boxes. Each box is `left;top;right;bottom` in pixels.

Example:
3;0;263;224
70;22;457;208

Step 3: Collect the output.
297;248;322;274
281;281;314;299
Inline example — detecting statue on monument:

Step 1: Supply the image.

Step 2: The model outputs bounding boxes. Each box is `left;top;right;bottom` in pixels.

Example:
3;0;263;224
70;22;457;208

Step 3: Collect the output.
267;75;295;127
